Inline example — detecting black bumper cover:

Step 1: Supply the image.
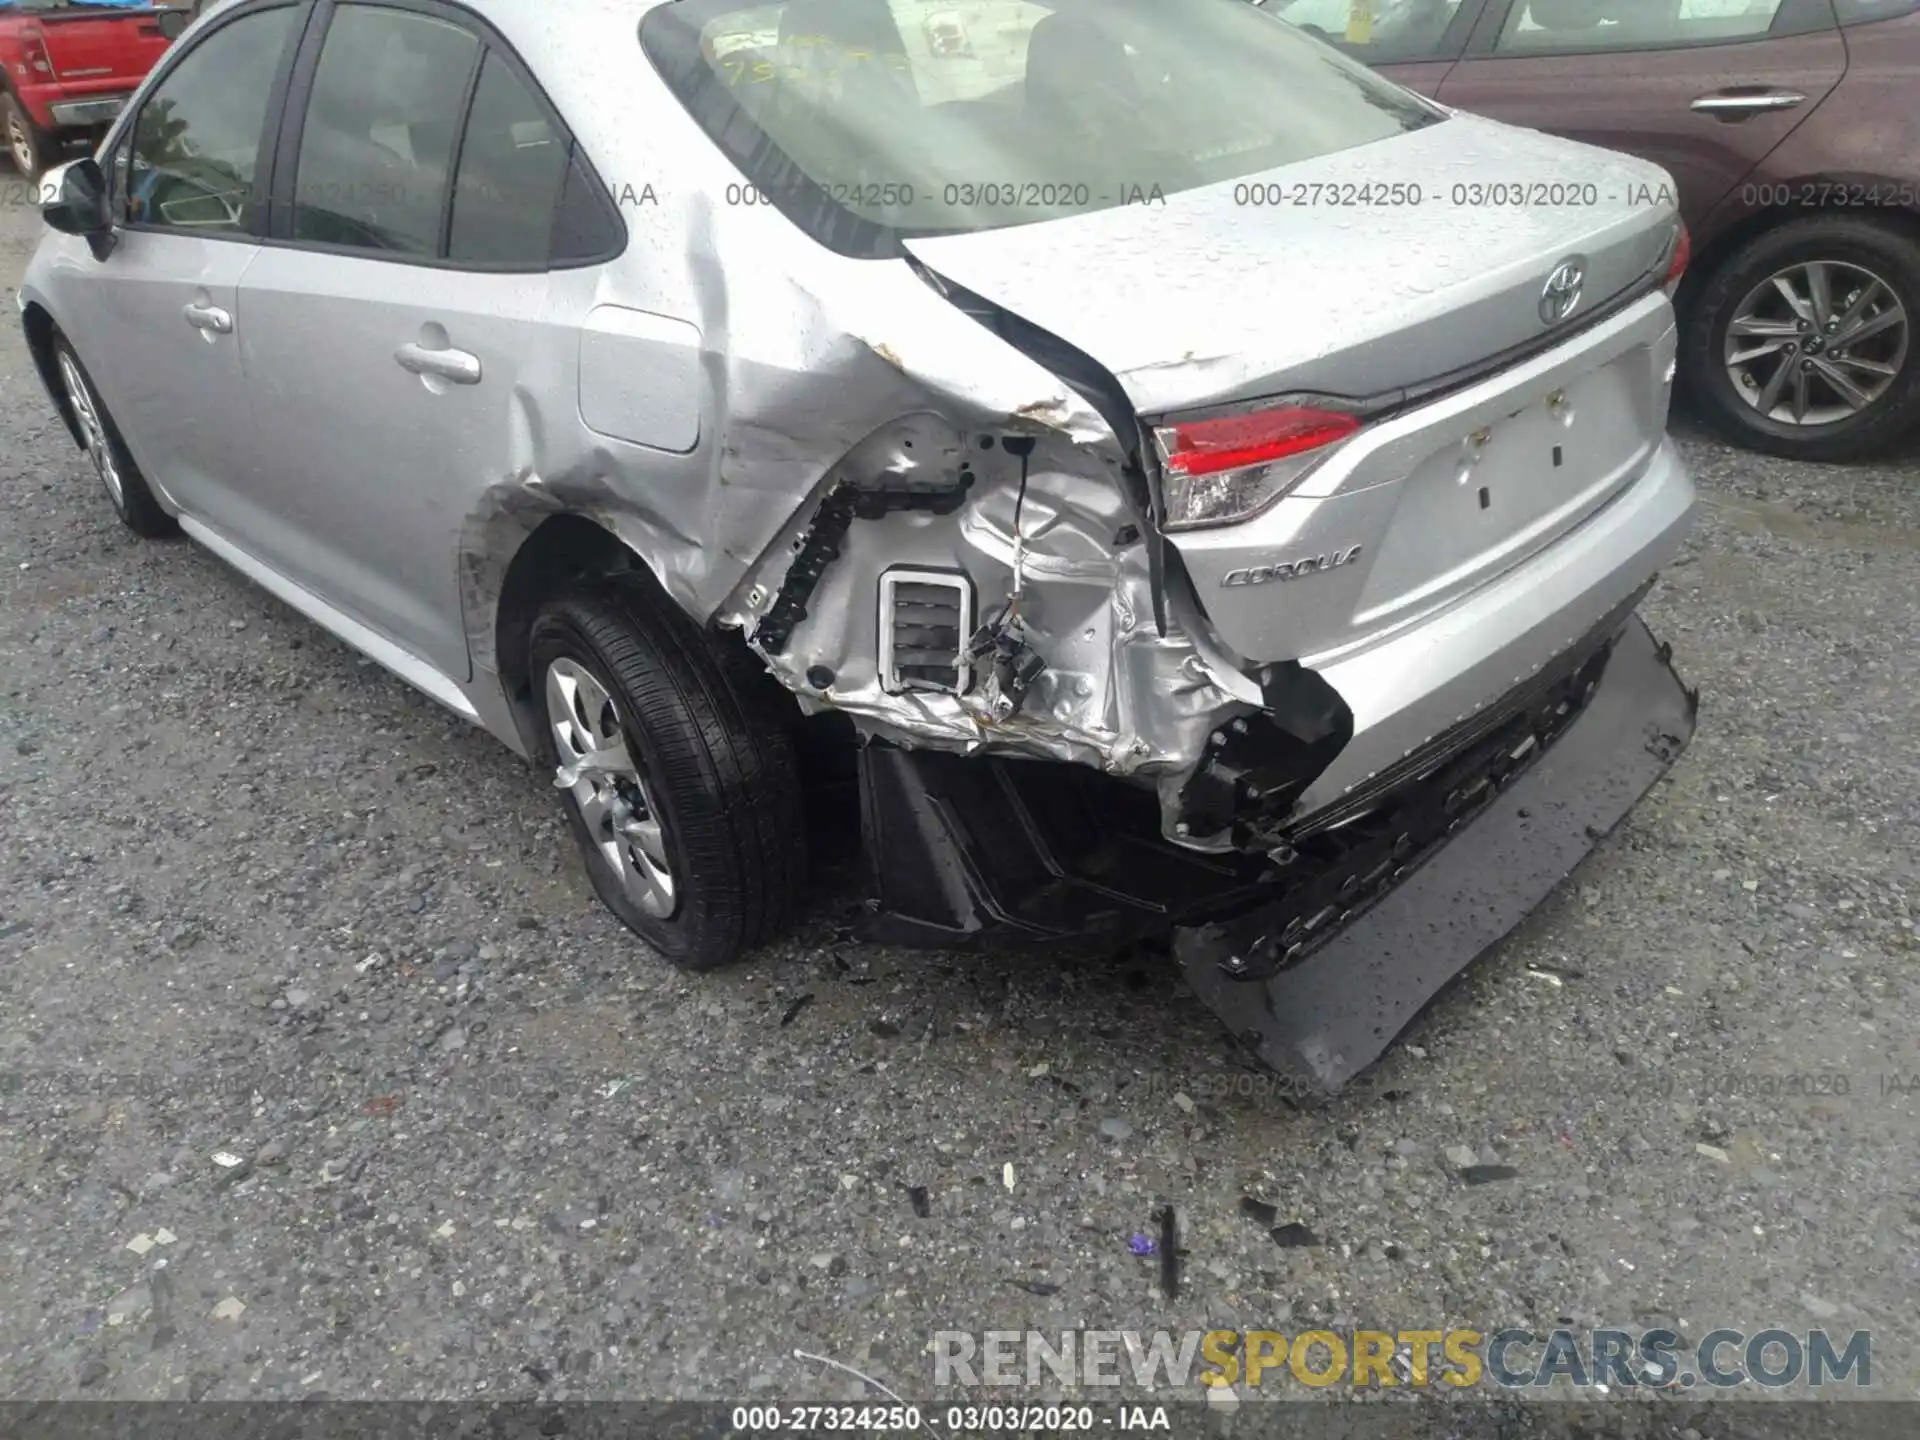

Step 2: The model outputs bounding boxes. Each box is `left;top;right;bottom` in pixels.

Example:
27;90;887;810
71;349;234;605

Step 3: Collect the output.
1175;614;1696;1093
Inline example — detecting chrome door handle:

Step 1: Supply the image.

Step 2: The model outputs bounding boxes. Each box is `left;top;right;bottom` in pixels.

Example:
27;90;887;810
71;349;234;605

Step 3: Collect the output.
395;341;482;385
1689;90;1806;116
183;301;233;334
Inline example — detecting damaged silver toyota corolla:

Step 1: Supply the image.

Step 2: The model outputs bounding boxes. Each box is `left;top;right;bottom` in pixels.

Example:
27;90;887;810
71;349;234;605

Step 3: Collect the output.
21;0;1697;1090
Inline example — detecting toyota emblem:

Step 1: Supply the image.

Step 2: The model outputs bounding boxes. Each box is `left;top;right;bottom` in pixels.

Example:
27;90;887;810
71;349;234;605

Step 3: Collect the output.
1540;258;1586;325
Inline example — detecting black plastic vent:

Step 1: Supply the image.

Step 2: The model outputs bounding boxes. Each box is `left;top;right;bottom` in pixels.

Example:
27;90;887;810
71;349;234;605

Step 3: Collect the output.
880;570;972;695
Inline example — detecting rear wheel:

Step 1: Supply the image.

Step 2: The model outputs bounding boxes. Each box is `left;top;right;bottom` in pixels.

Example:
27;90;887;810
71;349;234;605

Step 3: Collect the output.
529;575;804;969
53;334;179;538
1683;215;1920;461
2;93;51;179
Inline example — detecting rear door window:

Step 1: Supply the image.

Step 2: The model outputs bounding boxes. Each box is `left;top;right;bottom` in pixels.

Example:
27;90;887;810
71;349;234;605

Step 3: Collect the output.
1271;0;1472;63
289;4;481;255
447;52;573;265
281;1;621;267
1494;0;1785;52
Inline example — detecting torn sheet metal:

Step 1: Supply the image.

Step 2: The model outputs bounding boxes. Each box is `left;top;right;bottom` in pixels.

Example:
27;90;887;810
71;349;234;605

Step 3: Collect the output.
451;171;1118;695
719;416;1242;789
422;55;1254;808
1174;616;1696;1094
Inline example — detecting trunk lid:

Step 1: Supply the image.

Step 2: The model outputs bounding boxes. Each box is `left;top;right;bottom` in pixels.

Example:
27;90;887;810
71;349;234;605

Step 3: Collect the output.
31;4;173;84
902;114;1676;420
904;115;1683;667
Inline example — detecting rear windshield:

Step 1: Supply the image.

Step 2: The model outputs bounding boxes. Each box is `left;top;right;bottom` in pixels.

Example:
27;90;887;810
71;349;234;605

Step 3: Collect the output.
639;0;1441;255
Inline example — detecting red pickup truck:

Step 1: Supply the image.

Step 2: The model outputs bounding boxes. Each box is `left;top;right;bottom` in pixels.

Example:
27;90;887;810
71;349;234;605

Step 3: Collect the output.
1;0;186;178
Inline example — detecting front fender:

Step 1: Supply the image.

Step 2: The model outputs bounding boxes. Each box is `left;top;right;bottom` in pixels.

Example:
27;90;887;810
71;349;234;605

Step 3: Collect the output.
17;279;85;451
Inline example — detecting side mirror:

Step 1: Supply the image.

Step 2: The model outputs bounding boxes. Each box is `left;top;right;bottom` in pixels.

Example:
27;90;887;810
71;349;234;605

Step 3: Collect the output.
41;157;118;259
158;10;188;40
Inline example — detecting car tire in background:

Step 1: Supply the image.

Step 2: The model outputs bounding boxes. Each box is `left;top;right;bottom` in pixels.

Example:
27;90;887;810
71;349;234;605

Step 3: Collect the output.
52;334;180;538
1683;215;1920;462
528;576;804;970
2;92;52;180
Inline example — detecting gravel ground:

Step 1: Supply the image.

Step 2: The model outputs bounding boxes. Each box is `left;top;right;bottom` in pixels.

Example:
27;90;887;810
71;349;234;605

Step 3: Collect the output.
1;185;1917;1409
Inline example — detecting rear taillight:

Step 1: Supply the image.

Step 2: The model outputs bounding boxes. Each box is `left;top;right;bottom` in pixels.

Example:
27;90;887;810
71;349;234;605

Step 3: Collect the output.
1663;219;1690;296
1152;403;1361;530
21;27;55;77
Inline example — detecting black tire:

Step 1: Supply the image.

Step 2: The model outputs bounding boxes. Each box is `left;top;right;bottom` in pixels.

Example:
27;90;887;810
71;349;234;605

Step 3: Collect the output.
529;575;804;969
2;92;52;180
52;334;180;538
1682;215;1920;462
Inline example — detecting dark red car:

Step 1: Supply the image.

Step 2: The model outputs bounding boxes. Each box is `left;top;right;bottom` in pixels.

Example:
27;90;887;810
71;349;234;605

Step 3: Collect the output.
1267;0;1920;460
0;0;184;181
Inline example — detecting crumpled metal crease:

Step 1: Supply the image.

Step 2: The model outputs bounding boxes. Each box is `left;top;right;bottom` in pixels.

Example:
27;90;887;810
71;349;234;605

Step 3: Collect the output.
448;165;1238;826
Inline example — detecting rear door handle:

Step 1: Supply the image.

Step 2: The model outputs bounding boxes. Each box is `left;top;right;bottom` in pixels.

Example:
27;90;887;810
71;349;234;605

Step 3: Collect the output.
395;342;482;385
183;301;233;334
1689;89;1806;118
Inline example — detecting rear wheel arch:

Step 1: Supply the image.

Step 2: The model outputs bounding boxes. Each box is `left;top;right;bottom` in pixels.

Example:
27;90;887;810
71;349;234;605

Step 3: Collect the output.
492;514;648;754
1681;192;1920;315
489;513;796;755
494;518;808;968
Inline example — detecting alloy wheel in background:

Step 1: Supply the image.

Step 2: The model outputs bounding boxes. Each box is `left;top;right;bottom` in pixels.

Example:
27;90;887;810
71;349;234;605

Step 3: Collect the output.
1684;216;1920;461
1723;259;1909;427
3;96;44;178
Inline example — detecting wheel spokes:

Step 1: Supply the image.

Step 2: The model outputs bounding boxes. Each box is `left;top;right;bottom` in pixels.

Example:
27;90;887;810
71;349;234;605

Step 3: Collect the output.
1829;353;1897;379
544;656;675;918
1753;353;1795;417
1811;358;1872;411
1833;280;1886;338
1841;307;1903;347
1804;262;1833;326
620;812;670;870
1729;315;1800;339
1770;273;1814;323
60;354;123;504
1727;337;1791;367
1728;259;1908;424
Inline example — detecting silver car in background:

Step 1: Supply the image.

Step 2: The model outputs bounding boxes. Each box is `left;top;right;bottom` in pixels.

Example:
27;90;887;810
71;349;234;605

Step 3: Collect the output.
21;0;1698;1088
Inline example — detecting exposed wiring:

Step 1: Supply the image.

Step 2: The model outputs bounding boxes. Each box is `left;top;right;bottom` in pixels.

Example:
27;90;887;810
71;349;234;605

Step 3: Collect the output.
1002;435;1036;614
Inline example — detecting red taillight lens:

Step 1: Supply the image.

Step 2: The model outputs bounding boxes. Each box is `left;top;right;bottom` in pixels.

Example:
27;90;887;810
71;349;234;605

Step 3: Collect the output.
1153;403;1363;529
1663;220;1690;291
1159;406;1361;478
22;29;54;76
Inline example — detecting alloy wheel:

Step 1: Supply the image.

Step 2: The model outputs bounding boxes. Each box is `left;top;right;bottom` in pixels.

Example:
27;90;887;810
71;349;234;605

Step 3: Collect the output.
545;656;676;917
58;351;125;509
6;109;33;176
1723;259;1909;427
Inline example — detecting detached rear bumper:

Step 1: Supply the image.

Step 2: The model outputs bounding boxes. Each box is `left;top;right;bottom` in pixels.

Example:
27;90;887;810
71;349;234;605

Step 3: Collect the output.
1174;612;1694;1093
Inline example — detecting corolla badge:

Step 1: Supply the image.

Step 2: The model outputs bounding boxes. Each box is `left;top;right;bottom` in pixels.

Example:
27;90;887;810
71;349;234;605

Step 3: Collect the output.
1540;257;1586;325
1221;546;1362;587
